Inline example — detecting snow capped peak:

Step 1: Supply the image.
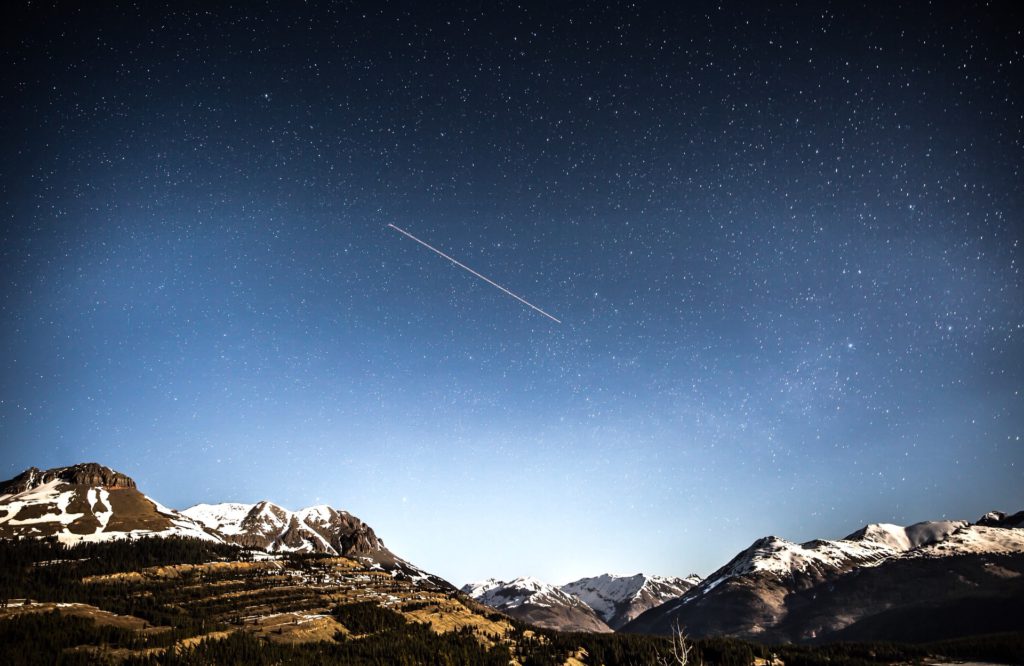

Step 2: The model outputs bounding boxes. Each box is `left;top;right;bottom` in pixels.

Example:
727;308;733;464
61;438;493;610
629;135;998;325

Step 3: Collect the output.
560;573;699;628
254;500;289;522
465;572;696;631
908;523;1024;556
683;514;1024;604
461;576;614;633
463;576;583;610
462;578;505;598
498;576;572;601
507;575;552;591
563;573;645;602
692;532;896;597
185;501;296;546
845;520;966;551
181;499;384;559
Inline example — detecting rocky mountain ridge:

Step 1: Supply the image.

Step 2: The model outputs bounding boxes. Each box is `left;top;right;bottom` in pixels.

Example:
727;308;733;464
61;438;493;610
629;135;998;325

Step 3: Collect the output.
623;513;1024;643
561;573;701;629
1;463;136;494
182;501;384;557
461;576;613;633
460;572;702;632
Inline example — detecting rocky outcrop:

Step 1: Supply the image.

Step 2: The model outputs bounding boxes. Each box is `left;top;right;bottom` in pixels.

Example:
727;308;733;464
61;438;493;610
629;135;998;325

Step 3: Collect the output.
300;506;384;557
0;463;136;495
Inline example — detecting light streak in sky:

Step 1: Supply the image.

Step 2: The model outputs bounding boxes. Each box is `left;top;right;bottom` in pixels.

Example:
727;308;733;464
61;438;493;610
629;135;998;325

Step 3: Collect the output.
387;224;561;324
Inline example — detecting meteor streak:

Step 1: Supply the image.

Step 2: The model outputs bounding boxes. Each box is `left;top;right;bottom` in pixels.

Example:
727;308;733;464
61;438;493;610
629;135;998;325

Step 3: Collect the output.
387;224;561;324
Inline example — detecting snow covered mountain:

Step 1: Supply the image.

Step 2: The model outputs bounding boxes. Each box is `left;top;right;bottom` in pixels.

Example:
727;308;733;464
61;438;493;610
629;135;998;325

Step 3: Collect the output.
461;577;613;633
182;501;382;556
182;500;446;585
624;513;1024;643
0;463;218;544
0;463;449;590
461;572;702;632
561;573;700;629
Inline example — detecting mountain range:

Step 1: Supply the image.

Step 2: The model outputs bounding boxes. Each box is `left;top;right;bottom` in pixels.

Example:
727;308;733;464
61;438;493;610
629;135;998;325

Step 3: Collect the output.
462;576;615;633
623;511;1024;643
2;462;1023;645
461;573;702;632
462;515;1024;640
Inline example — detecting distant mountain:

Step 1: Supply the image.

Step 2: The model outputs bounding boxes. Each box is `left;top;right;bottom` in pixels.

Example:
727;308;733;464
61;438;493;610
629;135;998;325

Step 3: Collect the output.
623;514;1024;643
0;463;449;589
975;510;1024;528
0;463;217;543
461;577;613;633
562;573;700;629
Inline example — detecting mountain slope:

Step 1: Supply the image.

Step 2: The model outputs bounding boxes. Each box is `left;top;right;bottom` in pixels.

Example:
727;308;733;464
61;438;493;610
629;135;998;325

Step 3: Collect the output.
462;577;612;633
623;514;1024;643
0;463;217;544
561;573;700;629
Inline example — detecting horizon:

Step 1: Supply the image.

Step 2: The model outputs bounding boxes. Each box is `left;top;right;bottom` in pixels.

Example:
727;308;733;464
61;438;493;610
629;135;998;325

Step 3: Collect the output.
3;3;1022;590
0;457;1015;587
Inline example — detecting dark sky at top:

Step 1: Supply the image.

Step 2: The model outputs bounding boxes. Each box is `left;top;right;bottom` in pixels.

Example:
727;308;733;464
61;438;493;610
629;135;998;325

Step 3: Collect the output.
2;1;1022;584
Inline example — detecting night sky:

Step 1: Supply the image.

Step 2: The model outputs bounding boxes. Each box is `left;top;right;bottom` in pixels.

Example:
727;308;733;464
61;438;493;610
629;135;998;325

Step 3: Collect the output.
2;2;1022;586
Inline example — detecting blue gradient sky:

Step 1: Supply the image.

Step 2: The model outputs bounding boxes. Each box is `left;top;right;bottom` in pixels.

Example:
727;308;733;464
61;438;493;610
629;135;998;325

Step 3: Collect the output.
2;2;1022;585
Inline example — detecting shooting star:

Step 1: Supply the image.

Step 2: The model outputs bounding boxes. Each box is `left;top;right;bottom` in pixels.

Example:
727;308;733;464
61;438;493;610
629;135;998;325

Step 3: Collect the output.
387;223;561;324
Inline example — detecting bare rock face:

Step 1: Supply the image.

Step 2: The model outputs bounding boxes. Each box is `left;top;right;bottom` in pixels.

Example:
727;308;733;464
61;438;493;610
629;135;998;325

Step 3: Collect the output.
0;463;136;495
231;501;292;550
300;506;384;557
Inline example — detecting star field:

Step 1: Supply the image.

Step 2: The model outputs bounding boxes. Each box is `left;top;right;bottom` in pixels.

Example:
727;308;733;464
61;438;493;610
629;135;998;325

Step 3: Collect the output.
2;2;1022;585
